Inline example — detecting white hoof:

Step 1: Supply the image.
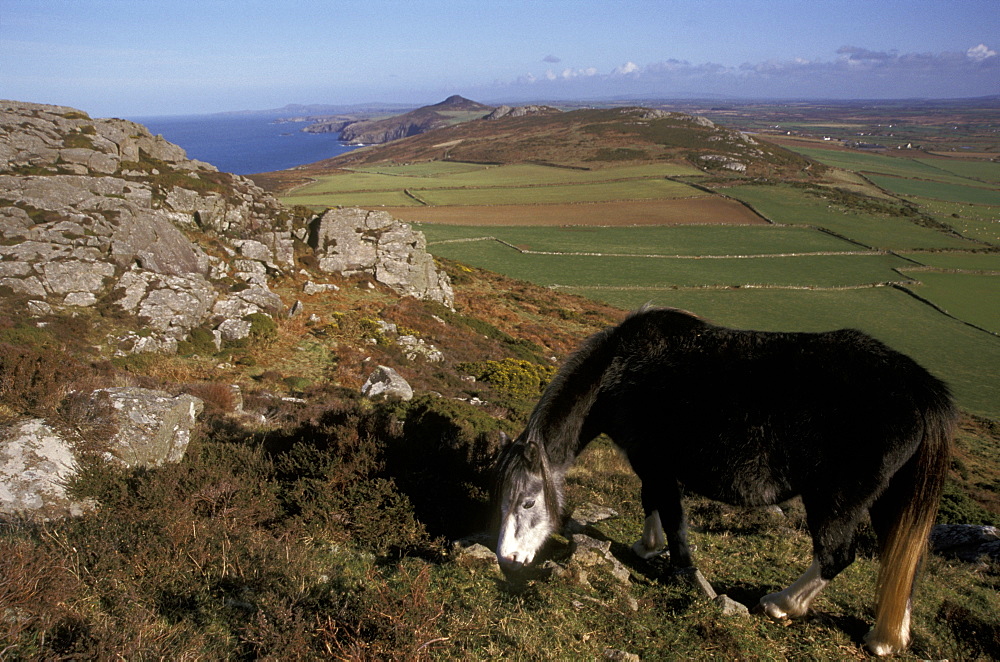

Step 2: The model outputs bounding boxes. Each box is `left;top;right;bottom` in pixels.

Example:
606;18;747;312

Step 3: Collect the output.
863;630;903;657
758;591;808;620
632;540;667;560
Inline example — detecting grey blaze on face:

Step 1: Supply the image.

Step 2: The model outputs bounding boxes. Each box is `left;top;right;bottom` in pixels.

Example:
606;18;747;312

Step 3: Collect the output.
496;461;552;568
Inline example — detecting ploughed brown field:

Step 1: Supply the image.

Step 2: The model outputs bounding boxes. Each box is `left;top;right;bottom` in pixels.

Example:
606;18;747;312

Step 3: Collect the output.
379;196;769;226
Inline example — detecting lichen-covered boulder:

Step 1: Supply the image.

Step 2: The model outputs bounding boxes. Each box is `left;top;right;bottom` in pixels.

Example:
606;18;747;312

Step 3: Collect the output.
361;365;413;401
97;387;204;468
0;419;91;518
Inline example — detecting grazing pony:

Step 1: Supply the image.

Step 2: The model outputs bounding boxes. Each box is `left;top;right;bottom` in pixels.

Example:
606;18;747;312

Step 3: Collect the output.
495;307;954;656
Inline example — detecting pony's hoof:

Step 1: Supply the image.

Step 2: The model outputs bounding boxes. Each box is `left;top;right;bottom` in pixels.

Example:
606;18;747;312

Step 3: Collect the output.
863;630;906;657
757;592;807;620
631;540;667;560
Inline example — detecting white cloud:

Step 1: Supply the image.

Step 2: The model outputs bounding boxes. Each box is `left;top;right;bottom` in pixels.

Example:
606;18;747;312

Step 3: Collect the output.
967;43;997;62
612;61;640;76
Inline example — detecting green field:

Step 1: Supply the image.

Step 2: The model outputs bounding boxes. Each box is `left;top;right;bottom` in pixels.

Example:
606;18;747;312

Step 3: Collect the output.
727;185;978;250
415;178;707;206
423;223;860;256
280;162;705;209
903;271;1000;334
789;147;993;185
866;174;1000;206
916;158;1000;184
434;241;911;289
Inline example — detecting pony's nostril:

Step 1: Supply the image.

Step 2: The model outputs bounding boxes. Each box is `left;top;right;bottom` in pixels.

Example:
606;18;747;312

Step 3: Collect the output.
497;556;524;572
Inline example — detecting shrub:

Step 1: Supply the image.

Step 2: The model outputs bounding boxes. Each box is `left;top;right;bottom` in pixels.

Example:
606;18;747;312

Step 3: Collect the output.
244;313;277;347
176;325;218;356
938;479;998;526
266;401;433;555
393;395;514;538
457;358;555;400
0;342;89;416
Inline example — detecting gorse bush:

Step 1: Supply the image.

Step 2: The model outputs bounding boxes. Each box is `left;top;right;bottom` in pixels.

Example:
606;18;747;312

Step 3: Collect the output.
457;358;555;400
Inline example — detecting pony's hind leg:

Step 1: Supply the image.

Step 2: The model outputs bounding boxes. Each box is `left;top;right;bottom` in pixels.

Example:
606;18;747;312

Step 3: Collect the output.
758;560;829;619
759;501;862;620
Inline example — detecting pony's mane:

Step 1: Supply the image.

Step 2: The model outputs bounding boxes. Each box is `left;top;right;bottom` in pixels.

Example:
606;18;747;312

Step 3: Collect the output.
522;307;710;468
497;307;709;506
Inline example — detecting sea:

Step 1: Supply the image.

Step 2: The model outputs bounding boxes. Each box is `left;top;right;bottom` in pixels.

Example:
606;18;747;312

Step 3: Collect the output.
130;113;360;175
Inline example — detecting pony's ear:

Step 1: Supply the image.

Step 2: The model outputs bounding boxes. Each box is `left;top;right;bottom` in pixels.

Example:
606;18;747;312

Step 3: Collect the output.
524;439;541;465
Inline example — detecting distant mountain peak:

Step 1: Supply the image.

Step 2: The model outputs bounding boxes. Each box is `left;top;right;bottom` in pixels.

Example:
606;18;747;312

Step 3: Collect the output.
432;95;491;110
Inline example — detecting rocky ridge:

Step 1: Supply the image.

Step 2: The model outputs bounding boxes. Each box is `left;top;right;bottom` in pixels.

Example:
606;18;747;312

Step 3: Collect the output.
0;100;452;354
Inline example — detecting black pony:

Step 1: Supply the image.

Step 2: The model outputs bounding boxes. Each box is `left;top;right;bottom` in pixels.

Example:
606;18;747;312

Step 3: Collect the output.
495;307;954;656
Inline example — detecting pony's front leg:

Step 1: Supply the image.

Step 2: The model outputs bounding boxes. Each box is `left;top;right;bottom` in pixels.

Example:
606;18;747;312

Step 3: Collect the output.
632;510;666;559
759;503;859;619
633;480;692;566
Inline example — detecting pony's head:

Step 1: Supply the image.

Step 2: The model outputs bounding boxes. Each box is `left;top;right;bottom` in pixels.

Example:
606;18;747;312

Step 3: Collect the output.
495;433;562;577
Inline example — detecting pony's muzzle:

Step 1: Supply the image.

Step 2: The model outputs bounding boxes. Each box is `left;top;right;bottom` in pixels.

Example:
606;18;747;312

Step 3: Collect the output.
497;555;527;580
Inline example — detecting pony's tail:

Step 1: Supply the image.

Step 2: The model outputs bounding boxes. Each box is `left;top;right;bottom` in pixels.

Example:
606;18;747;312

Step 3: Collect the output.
866;404;955;656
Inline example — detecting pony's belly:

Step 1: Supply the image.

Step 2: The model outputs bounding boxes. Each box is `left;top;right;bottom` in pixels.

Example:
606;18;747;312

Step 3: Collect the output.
674;460;795;507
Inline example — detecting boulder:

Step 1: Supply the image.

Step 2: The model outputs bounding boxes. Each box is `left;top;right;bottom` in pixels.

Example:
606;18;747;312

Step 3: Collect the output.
309;207;453;307
714;594;751;617
0;388;203;518
930;524;1000;562
98;387;204;468
361;365;413;401
0;419;91;518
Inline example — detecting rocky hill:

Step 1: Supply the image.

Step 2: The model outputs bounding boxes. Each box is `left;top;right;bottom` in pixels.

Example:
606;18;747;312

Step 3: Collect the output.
297;105;815;179
306;94;493;144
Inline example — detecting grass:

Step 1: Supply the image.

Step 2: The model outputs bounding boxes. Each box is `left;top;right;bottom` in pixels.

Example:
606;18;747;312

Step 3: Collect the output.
0;260;996;660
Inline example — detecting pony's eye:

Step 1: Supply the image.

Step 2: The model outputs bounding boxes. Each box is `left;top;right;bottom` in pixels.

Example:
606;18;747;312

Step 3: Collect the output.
522;499;535;509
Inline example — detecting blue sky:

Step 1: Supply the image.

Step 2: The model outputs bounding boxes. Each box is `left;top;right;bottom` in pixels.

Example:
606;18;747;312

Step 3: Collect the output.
2;0;997;117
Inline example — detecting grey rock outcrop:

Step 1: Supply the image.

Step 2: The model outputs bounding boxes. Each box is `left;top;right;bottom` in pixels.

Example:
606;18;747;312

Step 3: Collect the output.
485;105;560;120
0;100;292;352
310;207;453;307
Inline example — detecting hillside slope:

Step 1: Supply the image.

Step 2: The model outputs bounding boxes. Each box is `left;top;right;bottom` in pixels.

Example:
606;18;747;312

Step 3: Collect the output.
0;101;996;661
324;106;813;175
